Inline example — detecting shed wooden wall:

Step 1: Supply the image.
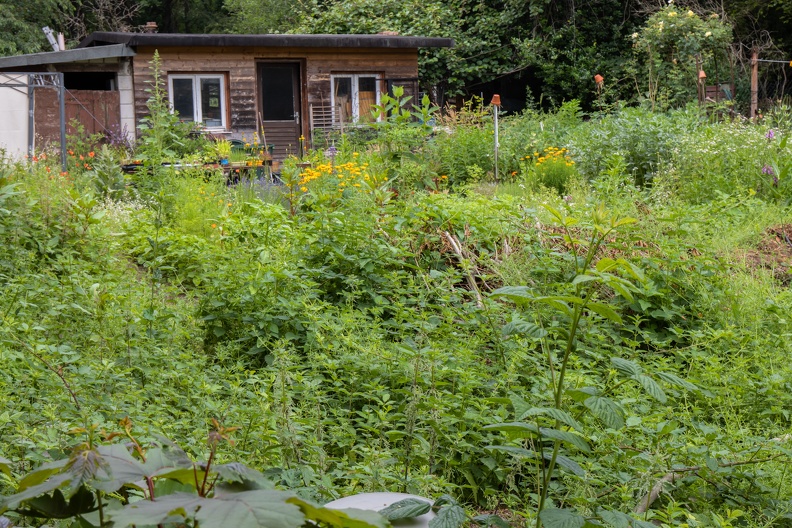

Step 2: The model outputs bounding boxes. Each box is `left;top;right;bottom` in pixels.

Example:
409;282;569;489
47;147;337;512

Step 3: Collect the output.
130;46;419;136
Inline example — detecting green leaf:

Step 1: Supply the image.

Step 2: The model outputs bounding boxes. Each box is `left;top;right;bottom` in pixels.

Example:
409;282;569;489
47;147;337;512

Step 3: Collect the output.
483;422;540;435
571;274;599;286
539;508;586;528
491;286;534;305
518;407;584;432
595;258;617;272
0;457;11;477
378;498;432;520
0;473;72;510
502;318;548;339
509;394;531;420
655;372;698;391
24;486;96;519
610;357;641;377
110;490;305;528
553;454;586;477
486;445;537;459
215;462;272;489
586;302;622;323
289;497;389;528
584;396;625;430
429;504;466;528
15;459;69;491
634;374;667;403
538;428;591;453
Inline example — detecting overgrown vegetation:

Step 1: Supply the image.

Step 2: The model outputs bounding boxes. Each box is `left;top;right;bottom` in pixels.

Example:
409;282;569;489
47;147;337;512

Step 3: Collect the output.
3;68;792;528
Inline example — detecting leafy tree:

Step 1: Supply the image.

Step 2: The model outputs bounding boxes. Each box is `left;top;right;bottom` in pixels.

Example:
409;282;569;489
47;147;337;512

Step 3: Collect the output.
0;0;72;56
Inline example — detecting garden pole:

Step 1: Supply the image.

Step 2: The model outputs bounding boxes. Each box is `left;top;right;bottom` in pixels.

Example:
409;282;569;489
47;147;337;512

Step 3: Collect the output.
491;94;501;183
751;49;759;119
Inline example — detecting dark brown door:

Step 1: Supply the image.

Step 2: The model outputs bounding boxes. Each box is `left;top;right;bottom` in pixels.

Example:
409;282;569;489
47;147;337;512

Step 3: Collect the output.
258;63;301;160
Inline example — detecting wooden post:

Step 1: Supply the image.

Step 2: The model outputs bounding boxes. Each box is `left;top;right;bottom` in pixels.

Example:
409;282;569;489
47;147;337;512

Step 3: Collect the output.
696;55;703;106
750;49;759;119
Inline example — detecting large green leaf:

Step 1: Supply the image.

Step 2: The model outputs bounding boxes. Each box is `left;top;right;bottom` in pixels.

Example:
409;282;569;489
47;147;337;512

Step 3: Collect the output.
15;459;69;491
378;498;432;520
93;444;197;493
584;396;625;430
289;497;389;528
634;374;667;403
518;407;584;432
586;301;623;323
110;490;305;528
491;286;534;305
610;357;641;377
24;486;96;519
483;422;540;435
537;428;591;453
539;508;586;528
0;473;72;510
0;457;11;477
429;504;466;528
655;372;698;391
552;454;586;477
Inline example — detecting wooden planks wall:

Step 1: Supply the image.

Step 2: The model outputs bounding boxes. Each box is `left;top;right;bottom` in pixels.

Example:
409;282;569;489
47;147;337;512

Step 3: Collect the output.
130;46;419;149
34;88;120;146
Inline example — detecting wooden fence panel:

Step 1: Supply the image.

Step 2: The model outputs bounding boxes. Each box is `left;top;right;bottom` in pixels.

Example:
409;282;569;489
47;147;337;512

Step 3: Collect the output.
34;89;120;146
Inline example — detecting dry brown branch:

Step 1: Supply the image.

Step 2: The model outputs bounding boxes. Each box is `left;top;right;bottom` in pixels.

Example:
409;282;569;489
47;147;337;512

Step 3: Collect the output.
442;231;484;308
634;456;781;513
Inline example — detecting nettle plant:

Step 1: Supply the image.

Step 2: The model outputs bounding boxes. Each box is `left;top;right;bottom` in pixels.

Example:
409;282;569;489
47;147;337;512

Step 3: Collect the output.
487;205;698;527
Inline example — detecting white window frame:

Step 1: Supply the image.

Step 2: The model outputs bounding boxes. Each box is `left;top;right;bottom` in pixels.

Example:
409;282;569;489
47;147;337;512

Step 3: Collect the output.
330;74;382;124
168;74;227;130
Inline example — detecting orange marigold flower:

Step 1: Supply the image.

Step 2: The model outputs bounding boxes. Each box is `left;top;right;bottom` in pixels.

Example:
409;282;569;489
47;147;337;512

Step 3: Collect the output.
79;155;84;160
211;223;217;229
88;151;95;158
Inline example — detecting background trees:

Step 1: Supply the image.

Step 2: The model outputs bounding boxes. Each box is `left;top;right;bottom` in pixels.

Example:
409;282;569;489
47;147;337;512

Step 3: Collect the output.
1;0;790;111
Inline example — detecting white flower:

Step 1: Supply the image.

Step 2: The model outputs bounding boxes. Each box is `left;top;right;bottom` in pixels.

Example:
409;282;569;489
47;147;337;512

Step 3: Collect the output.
705;31;712;37
687;10;695;17
631;32;639;39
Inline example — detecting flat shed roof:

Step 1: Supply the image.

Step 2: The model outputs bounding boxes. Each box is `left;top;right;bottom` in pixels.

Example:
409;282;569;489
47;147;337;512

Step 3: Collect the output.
78;32;454;49
0;44;134;69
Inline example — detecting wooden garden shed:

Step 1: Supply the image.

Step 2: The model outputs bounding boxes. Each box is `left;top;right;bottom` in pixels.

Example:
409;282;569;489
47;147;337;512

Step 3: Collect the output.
0;32;453;159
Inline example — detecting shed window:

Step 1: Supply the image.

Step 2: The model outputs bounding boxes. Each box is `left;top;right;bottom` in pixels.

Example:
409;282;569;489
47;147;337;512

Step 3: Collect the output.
168;74;226;129
331;74;380;124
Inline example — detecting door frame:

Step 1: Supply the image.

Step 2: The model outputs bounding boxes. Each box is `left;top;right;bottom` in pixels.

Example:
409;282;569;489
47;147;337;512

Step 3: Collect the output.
255;59;306;139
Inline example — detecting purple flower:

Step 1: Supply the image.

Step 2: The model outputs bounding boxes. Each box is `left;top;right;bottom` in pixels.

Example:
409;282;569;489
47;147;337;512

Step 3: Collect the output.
762;164;775;176
766;129;775;140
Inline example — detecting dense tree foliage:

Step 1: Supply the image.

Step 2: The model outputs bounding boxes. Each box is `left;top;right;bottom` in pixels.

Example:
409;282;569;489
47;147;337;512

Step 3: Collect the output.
1;0;790;108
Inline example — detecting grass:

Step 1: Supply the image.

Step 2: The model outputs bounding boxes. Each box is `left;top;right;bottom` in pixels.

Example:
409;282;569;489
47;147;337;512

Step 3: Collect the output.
3;105;792;527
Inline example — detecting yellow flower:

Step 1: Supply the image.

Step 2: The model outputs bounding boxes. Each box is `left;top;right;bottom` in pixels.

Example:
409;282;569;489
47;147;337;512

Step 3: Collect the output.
300;186;308;192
